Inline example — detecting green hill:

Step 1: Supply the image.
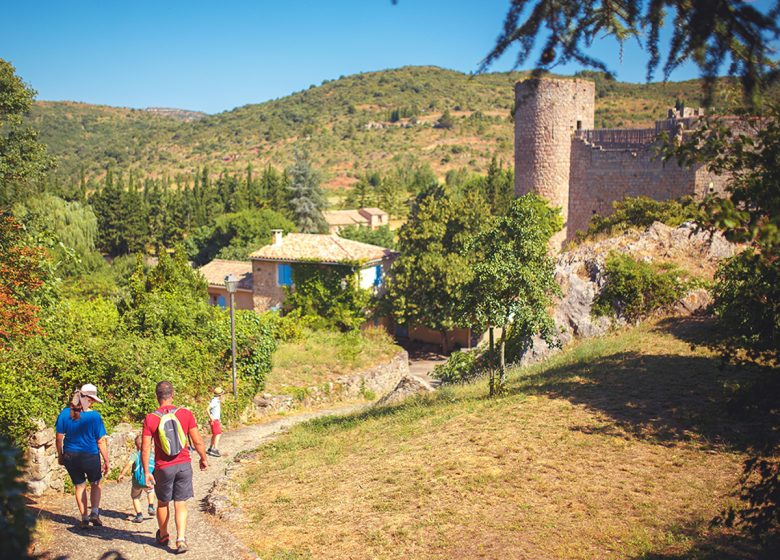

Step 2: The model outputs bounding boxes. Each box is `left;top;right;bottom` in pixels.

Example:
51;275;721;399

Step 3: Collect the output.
30;66;750;188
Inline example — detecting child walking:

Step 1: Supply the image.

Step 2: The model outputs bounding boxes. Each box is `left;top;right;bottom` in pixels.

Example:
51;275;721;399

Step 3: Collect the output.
117;435;156;522
207;387;223;457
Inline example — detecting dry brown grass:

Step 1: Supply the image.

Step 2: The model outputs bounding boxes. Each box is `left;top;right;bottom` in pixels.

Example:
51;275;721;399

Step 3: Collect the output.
228;319;776;559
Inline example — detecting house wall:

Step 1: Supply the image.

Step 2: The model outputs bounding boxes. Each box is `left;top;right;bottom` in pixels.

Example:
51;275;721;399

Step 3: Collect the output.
207;287;254;310
251;261;286;312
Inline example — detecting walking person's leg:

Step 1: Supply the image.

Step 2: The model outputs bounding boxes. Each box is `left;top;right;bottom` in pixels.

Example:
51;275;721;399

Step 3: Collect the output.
171;462;195;552
156;501;171;540
74;483;88;519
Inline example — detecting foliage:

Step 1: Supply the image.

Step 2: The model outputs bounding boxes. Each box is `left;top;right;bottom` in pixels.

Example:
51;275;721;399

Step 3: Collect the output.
581;196;699;240
287;151;327;233
666;108;780;364
0;437;31;559
13;193;105;276
189;208;295;265
432;349;480;384
284;264;372;331
462;193;563;394
593;252;690;322
0;215;52;347
337;224;396;250
481;1;780;106
386;183;491;351
0;58;52;206
435;109;454;129
712;249;779;364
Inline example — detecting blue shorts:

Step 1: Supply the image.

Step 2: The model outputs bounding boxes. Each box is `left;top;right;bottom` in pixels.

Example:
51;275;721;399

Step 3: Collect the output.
62;452;102;485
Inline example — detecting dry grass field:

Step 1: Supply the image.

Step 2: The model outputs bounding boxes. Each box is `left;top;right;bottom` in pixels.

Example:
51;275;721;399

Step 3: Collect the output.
227;318;778;560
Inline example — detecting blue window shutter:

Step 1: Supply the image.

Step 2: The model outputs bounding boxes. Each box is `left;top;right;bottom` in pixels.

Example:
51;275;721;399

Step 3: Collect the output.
278;263;293;286
217;295;226;308
374;265;382;287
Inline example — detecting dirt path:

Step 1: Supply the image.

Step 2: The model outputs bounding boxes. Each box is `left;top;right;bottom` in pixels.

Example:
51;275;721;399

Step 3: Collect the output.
34;404;365;560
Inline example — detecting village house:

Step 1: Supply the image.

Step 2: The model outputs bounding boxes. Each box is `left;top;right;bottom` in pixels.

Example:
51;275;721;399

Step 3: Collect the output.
322;207;389;233
248;230;396;312
198;259;255;310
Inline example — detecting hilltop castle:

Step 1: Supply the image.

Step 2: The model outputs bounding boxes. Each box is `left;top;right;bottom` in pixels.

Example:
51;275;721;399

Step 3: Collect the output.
514;77;727;247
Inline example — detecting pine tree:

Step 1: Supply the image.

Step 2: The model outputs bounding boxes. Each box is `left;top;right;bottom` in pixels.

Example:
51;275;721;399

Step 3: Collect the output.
287;152;327;233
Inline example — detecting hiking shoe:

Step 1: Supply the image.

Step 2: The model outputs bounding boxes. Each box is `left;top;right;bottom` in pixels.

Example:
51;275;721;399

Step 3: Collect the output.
155;529;170;547
148;504;155;515
133;512;144;523
89;513;103;527
78;518;90;530
207;449;221;457
176;539;188;554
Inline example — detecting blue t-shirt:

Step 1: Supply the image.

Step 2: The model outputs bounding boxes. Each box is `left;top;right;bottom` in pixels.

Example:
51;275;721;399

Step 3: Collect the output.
55;408;107;454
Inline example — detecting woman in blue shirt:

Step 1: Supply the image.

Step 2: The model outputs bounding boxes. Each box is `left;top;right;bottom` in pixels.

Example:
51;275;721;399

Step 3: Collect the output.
55;383;110;529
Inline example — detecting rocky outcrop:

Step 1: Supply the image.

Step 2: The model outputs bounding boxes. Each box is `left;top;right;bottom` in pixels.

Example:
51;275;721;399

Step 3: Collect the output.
25;421;138;497
519;222;733;365
375;375;436;407
253;350;410;417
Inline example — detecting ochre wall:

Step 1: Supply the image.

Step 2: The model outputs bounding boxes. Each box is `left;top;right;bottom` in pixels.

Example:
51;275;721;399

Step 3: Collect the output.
251;261;286;312
207;287;254;310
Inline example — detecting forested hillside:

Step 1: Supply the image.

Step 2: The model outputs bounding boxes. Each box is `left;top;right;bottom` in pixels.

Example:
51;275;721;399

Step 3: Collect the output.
30;66;750;188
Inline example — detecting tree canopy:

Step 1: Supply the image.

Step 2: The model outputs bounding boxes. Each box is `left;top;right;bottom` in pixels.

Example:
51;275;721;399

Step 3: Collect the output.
481;1;780;105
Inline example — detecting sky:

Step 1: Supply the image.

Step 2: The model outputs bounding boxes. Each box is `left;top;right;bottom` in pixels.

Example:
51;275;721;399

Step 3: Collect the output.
1;0;774;114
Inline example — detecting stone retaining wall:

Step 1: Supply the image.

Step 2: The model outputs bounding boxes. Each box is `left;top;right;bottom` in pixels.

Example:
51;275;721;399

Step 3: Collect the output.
25;420;138;497
253;350;409;417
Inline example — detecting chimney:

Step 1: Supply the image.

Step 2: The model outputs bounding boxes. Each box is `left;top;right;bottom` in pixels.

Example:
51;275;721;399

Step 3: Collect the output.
272;230;284;246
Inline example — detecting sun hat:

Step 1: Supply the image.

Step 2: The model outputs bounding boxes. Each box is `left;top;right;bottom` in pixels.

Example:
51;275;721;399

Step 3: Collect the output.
80;383;104;403
214;387;224;395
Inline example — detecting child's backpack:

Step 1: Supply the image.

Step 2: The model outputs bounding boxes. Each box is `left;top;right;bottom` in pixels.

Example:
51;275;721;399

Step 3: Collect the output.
153;407;187;456
132;452;154;487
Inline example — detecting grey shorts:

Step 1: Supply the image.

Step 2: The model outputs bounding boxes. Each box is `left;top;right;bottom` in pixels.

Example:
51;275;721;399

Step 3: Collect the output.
154;462;194;503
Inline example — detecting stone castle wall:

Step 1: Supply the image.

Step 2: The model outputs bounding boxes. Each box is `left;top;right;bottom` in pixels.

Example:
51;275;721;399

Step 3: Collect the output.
514;76;729;246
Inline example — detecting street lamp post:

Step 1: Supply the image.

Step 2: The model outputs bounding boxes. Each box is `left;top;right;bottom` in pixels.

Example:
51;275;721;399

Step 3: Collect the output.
224;274;239;396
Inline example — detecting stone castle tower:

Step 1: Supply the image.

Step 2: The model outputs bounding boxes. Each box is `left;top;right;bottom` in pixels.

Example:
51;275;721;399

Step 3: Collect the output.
514;76;726;249
515;78;595;248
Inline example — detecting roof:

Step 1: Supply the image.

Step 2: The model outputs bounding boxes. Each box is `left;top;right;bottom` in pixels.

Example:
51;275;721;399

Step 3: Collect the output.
198;259;253;290
322;209;367;227
249;233;396;265
361;207;386;216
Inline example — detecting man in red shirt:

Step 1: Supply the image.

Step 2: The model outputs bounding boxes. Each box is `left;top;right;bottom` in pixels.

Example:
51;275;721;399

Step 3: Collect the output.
142;381;208;553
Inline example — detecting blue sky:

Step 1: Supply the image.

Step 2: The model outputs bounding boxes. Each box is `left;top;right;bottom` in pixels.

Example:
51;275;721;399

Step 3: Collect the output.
1;1;773;114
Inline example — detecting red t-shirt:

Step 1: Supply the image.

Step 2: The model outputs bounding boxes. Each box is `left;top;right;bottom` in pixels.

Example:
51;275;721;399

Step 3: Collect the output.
142;405;197;470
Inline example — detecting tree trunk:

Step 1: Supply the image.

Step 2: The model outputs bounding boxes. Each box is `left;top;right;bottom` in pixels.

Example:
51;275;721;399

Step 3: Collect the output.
440;330;449;354
488;326;496;396
498;332;506;395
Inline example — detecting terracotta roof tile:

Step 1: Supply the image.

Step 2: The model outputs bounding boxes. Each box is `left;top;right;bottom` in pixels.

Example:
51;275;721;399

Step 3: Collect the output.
323;209;367;227
198;259;253;290
249;233;396;264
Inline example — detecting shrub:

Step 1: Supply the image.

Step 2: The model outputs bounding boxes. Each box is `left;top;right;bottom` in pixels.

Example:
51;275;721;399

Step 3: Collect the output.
0;437;32;559
712;249;779;364
433;350;480;384
582;196;698;240
593;252;690;322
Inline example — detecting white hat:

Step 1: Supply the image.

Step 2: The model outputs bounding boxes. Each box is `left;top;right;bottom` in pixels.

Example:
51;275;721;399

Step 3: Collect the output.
80;383;103;403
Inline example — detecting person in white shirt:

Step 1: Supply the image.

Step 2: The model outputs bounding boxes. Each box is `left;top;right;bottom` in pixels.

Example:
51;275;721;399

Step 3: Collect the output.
207;387;223;457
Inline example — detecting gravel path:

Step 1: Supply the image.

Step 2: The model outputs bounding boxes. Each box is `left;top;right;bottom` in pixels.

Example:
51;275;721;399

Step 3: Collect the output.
35;404;365;560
